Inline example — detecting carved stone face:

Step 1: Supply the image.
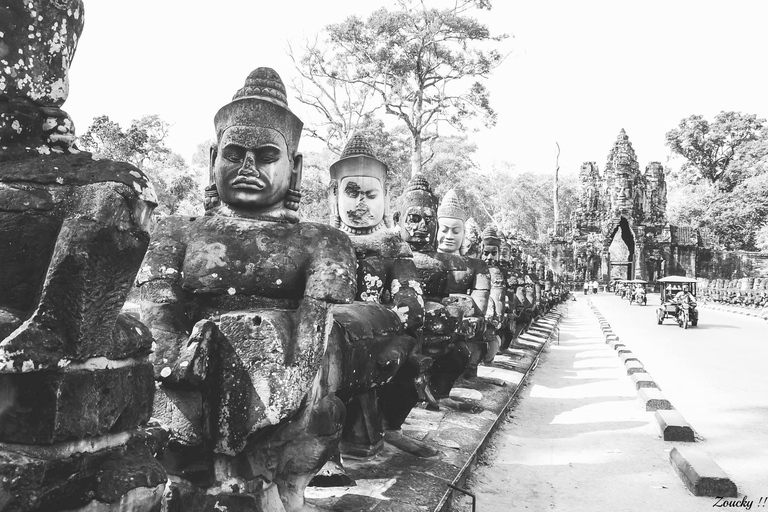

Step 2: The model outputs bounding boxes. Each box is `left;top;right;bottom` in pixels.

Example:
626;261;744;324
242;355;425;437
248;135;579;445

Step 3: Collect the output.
481;245;499;264
214;126;293;211
500;245;510;263
437;217;465;254
338;176;385;229
401;205;437;250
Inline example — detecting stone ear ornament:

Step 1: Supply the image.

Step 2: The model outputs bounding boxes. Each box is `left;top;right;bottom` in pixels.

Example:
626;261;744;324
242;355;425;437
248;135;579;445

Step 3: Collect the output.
286;153;303;211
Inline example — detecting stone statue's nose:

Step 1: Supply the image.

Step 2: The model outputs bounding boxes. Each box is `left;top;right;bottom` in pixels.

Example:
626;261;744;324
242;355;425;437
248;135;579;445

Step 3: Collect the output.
239;152;258;175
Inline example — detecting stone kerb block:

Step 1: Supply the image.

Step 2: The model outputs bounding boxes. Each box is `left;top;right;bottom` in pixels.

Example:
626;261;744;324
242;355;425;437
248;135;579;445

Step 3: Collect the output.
630;372;658;390
638;388;673;411
656;410;695;442
624;360;644;375
610;340;626;351
620;352;639;364
670;447;737;497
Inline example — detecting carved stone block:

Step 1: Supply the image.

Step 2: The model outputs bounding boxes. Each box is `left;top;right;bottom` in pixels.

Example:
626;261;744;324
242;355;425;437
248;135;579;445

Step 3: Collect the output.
0;362;154;444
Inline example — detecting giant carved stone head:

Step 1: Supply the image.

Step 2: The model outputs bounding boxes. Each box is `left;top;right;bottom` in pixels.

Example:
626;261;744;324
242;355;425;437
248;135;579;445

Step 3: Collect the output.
329;134;390;234
436;189;467;254
208;67;303;219
395;173;439;252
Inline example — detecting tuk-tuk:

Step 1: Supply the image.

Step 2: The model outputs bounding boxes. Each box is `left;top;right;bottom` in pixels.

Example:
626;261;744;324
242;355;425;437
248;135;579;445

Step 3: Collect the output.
656;276;699;328
627;279;648;305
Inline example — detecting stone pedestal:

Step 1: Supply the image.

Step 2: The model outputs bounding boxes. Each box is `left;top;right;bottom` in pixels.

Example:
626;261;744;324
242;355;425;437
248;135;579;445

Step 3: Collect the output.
0;365;166;511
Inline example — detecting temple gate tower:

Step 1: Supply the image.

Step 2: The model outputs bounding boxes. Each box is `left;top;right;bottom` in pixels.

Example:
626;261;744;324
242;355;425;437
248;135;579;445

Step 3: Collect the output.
550;129;697;284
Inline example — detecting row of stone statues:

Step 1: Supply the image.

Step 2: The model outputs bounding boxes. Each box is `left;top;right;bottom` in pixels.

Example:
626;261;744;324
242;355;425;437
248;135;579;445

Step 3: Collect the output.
0;4;563;510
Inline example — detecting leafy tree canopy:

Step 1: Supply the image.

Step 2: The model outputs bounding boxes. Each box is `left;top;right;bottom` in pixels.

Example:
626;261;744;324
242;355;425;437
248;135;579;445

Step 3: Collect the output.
78;115;202;216
666;116;768;251
292;0;507;176
665;111;765;191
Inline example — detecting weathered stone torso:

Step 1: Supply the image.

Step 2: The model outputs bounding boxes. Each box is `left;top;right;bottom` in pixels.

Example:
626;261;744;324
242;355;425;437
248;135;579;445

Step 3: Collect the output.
139;215;355;313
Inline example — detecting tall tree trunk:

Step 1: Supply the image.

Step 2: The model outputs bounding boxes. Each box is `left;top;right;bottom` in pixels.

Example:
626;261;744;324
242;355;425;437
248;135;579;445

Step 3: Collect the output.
553;142;560;227
411;134;422;177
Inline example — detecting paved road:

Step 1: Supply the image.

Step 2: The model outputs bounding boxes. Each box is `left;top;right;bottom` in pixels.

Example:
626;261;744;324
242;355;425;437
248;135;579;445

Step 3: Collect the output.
589;292;768;499
459;299;705;511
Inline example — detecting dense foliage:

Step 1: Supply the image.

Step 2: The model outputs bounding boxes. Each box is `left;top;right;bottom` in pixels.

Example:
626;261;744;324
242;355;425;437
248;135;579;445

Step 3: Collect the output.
78;115;203;216
666;112;768;251
290;0;507;175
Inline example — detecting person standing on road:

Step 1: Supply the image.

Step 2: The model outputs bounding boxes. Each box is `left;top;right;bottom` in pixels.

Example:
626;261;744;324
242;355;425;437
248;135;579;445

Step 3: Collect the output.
592;280;598;294
583;280;589;295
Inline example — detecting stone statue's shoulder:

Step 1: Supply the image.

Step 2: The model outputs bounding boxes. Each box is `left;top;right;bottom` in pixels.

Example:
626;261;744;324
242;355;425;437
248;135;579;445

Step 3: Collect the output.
0;152;156;203
489;266;506;286
136;215;192;285
299;222;357;303
467;257;490;275
297;221;355;251
412;249;443;271
435;252;469;270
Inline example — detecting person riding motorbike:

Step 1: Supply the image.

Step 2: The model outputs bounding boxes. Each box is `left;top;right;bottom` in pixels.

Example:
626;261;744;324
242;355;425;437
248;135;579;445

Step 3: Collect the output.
631;283;646;303
673;285;698;325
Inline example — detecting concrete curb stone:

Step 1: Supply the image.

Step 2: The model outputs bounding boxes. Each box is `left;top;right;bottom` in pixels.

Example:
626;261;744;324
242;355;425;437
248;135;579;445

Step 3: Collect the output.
699;303;768;321
669;447;737;497
630;372;658;390
624;360;645;375
620;352;639;364
656;410;695;442
586;299;737;495
638;385;672;411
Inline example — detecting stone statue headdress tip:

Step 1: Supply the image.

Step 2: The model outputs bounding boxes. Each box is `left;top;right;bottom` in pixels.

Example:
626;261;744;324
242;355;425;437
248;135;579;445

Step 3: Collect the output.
214;67;303;153
437;188;467;222
482;225;502;244
330;133;387;182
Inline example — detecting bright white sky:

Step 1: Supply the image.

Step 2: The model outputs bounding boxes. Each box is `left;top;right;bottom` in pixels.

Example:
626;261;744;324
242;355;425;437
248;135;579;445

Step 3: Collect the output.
66;0;768;177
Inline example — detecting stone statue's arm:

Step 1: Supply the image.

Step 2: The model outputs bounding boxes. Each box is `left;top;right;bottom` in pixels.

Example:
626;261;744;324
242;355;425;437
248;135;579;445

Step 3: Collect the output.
135;218;190;379
297;229;357;365
470;261;491;317
389;258;425;333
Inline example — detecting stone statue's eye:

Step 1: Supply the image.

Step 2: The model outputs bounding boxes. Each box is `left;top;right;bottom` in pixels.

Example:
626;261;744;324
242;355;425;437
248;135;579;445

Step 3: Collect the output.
256;147;280;163
222;146;244;163
366;191;379;200
406;214;421;223
344;181;361;198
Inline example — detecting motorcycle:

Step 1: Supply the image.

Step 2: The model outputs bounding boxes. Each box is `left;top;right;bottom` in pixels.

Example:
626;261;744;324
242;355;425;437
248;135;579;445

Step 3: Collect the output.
676;302;698;329
629;288;647;306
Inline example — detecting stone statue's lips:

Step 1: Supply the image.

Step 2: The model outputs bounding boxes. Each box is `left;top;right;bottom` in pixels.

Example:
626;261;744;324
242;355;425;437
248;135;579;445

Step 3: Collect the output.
231;176;266;190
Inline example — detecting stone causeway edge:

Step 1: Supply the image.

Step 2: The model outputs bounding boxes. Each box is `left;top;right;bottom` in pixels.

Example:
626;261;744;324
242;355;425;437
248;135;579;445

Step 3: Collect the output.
698;303;768;321
307;305;569;512
586;299;738;498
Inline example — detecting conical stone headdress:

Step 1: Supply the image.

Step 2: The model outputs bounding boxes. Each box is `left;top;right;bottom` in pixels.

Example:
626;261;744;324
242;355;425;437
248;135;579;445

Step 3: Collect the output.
482;225;502;246
330;133;388;184
397;173;438;211
213;67;303;155
437;189;467;222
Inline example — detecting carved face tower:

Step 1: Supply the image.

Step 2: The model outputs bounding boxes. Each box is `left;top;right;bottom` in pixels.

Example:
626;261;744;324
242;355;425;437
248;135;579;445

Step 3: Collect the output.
209;67;303;218
329;134;390;234
436;189;467;254
395;173;439;251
